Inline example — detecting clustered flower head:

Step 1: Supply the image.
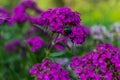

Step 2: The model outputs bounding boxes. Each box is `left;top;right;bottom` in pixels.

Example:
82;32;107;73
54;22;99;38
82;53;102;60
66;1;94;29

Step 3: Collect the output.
37;7;81;33
20;0;37;9
91;25;111;41
64;25;90;44
12;0;42;24
38;7;89;44
29;59;71;80
5;39;26;56
70;43;120;80
5;39;21;52
26;36;44;52
110;22;120;40
0;7;13;26
12;5;27;23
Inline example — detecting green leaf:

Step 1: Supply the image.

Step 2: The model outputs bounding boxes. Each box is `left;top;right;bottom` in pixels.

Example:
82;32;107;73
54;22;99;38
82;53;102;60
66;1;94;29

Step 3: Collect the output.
49;51;65;57
7;56;21;64
8;67;20;80
26;44;37;64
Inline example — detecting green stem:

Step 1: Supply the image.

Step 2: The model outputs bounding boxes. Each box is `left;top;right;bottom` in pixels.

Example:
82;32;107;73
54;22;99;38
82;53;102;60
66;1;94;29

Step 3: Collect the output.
48;33;60;51
42;50;50;61
43;33;60;60
71;43;75;53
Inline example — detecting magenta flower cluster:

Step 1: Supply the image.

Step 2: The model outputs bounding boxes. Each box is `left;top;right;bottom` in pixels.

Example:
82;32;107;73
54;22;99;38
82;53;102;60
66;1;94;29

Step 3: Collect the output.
38;7;81;33
26;36;44;52
70;43;120;80
0;7;13;26
29;59;71;80
12;0;42;24
65;25;90;44
5;39;21;52
38;7;89;44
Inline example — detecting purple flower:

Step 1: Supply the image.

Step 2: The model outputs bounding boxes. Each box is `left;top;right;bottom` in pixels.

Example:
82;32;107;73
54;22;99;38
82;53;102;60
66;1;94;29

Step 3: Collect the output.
64;25;90;44
4;39;26;56
37;7;89;44
54;36;68;51
12;0;43;24
29;59;71;80
5;39;21;52
0;7;13;26
37;7;81;33
12;5;27;23
54;44;65;51
70;43;120;80
118;74;120;79
20;0;37;9
26;36;44;52
82;25;90;36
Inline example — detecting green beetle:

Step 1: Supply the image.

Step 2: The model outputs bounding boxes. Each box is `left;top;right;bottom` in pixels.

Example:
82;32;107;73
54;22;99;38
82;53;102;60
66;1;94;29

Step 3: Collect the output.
64;27;72;34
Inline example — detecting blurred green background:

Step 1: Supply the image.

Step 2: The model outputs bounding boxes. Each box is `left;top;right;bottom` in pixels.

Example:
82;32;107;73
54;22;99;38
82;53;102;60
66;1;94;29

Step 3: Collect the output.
1;0;120;27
